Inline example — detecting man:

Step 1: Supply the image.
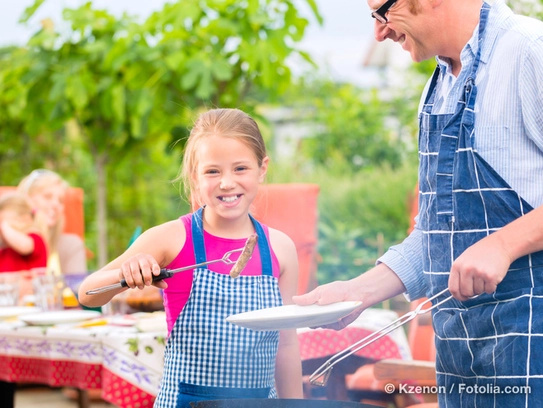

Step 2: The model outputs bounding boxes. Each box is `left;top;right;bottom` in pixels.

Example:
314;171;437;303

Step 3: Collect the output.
294;0;543;405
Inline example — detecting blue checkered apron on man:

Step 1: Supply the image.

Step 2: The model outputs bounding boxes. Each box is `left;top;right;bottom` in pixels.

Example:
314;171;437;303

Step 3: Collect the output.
154;208;282;407
418;3;543;406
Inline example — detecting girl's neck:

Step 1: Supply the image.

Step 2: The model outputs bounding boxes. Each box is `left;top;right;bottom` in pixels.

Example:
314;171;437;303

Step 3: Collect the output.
201;209;255;239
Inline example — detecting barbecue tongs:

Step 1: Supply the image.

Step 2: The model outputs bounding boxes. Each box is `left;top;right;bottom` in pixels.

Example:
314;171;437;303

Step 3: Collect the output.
309;263;542;386
86;234;258;295
309;287;455;386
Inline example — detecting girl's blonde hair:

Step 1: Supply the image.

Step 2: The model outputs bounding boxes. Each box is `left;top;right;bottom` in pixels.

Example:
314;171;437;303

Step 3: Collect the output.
0;192;34;233
17;169;68;252
177;108;267;208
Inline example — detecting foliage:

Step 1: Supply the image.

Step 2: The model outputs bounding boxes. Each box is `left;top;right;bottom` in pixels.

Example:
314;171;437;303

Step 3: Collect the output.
272;78;413;172
269;160;418;284
0;0;321;267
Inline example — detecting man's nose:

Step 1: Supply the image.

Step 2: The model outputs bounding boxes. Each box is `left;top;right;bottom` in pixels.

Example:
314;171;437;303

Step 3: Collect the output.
374;20;389;42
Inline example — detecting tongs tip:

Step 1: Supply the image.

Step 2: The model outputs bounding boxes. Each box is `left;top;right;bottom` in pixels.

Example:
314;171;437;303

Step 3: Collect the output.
309;363;333;387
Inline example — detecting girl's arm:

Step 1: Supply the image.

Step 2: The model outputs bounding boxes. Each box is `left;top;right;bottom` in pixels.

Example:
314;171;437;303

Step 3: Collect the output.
0;220;35;255
269;228;304;399
78;220;185;307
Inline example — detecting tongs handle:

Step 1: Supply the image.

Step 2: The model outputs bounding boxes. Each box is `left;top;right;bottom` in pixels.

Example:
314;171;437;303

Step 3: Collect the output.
120;269;174;288
86;246;247;295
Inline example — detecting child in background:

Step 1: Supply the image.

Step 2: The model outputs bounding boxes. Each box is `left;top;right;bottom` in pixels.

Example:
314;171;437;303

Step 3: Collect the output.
0;192;47;273
79;108;303;406
0;192;48;408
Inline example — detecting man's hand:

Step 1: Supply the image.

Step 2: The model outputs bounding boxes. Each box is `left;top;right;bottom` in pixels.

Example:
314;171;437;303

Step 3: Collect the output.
449;233;512;301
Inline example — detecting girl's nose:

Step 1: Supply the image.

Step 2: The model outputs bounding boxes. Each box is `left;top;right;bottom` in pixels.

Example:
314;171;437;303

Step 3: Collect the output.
220;175;236;190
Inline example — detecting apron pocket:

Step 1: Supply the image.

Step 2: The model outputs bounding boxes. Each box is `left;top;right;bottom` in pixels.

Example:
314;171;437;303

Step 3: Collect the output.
176;382;271;408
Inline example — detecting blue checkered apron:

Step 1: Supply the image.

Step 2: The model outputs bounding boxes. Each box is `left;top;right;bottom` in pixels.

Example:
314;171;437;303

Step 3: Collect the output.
154;208;282;408
419;3;543;406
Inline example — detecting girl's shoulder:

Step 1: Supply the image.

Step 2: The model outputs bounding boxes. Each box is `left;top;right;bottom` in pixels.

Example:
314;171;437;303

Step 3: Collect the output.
145;218;187;238
266;226;296;257
131;218;187;264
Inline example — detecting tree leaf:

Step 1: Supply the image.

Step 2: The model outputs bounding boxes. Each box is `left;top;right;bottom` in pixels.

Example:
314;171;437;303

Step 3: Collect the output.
18;0;46;23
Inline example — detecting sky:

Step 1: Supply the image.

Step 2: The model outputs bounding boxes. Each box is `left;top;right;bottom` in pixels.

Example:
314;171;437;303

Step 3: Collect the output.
0;0;381;87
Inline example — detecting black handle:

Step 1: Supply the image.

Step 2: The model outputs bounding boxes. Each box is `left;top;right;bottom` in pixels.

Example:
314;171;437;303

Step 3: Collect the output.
119;268;173;288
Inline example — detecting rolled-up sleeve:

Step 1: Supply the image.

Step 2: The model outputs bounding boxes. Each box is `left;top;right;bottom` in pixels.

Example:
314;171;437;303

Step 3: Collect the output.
377;226;428;301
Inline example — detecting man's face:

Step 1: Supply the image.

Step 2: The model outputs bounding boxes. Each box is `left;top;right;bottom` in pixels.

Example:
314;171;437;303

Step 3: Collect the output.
368;0;437;63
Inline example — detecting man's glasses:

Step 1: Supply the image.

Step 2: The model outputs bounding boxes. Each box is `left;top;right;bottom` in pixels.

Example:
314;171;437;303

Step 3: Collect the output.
371;0;398;24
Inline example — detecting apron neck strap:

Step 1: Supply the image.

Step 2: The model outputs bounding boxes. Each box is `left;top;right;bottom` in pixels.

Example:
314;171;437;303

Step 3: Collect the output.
191;208;273;277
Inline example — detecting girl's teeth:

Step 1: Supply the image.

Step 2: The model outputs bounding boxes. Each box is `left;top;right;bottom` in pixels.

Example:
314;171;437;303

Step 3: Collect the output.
222;195;238;203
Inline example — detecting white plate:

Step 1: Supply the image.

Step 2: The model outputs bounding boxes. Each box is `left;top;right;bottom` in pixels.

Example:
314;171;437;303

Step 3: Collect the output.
19;310;102;326
0;306;42;320
226;301;362;331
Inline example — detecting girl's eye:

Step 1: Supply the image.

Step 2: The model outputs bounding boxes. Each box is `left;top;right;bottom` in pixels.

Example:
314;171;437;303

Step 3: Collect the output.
235;166;248;172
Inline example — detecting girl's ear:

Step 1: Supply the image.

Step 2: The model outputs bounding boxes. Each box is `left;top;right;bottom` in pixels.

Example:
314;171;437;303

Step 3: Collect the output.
259;156;270;183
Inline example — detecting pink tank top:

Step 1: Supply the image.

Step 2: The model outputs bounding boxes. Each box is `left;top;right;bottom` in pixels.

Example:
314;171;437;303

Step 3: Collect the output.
162;214;281;333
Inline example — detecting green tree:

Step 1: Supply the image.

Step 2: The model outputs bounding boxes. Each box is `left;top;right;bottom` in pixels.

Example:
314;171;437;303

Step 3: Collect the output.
1;0;321;266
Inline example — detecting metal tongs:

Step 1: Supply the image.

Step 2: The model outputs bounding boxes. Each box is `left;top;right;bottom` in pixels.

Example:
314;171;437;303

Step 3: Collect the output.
86;247;245;295
309;263;543;386
309;287;454;386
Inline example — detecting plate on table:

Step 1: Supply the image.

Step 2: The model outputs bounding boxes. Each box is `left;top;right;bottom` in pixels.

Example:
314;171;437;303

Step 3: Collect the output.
19;310;102;326
0;306;42;320
226;302;362;331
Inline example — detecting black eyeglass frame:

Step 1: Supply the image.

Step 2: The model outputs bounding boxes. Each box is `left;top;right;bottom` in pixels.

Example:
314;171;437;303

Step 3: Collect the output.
371;0;398;24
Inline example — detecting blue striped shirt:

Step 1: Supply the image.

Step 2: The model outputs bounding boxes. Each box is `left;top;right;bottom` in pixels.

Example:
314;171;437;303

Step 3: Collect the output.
379;0;543;300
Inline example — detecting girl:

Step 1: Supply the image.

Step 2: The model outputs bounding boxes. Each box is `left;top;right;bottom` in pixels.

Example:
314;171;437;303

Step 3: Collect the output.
0;192;47;273
78;108;303;406
0;192;48;408
18;169;87;275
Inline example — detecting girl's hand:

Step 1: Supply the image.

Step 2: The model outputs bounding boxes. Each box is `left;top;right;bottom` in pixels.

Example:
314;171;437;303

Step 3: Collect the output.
119;253;165;290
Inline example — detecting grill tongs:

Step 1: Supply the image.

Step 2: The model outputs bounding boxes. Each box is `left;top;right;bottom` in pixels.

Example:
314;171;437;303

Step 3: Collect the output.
309;287;453;386
86;234;258;295
309;262;543;386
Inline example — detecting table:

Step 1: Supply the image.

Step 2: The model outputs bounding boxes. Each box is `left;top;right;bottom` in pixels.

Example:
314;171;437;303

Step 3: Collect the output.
0;316;167;408
297;308;411;401
0;308;410;406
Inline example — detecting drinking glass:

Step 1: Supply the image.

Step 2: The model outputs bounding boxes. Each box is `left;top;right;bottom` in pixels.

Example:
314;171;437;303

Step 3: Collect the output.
0;272;21;307
32;274;64;311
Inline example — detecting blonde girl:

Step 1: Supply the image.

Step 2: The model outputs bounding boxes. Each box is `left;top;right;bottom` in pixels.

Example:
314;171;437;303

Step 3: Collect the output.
18;169;86;275
79;108;303;406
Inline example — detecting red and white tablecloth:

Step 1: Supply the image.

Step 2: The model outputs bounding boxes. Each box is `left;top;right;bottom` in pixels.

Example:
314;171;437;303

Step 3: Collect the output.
0;320;167;408
297;308;412;362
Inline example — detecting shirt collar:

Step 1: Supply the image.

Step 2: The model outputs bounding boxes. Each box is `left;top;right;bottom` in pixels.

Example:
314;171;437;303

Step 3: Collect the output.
434;0;512;75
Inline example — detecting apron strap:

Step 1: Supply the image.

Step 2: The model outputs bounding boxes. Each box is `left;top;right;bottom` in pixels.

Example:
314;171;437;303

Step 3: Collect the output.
191;208;273;276
435;2;491;222
192;207;207;264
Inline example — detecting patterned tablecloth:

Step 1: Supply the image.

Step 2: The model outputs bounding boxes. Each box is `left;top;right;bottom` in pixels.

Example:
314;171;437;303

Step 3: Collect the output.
0;308;410;406
0;317;167;408
297;308;412;362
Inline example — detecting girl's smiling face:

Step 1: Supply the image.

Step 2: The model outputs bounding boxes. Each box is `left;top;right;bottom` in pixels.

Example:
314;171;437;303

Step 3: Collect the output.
194;135;268;221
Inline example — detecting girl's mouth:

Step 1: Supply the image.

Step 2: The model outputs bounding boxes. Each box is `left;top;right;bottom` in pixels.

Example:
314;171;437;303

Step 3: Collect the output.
219;195;241;203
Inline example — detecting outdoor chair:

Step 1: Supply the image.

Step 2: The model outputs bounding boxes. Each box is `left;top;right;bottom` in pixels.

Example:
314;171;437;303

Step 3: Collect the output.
251;183;320;295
